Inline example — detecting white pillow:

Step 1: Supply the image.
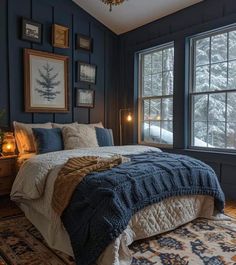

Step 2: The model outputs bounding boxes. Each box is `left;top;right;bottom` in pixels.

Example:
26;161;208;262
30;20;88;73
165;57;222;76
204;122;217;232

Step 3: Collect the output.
62;124;99;150
52;122;78;129
13;121;52;154
79;122;104;128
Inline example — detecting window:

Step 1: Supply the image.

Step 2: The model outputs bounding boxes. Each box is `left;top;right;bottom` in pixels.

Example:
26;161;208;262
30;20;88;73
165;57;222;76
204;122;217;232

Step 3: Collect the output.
138;43;174;146
190;26;236;150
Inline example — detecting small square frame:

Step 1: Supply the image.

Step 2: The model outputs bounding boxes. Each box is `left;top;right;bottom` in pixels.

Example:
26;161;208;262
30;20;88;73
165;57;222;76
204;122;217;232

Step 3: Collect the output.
76;88;95;108
22;18;42;43
76;34;93;52
77;62;97;84
52;24;69;49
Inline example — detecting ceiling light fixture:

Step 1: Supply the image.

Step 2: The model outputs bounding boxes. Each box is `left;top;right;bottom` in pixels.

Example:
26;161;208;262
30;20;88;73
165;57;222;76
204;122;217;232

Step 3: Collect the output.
101;0;125;12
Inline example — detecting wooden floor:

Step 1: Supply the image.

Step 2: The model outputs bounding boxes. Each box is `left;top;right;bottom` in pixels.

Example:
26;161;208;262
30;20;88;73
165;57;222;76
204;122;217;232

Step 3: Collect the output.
0;196;236;219
0;196;21;218
225;200;236;218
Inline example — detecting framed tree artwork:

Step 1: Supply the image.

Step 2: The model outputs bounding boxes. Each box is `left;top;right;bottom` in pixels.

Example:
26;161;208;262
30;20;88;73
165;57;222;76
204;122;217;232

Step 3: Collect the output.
24;49;69;112
76;88;95;108
78;62;97;84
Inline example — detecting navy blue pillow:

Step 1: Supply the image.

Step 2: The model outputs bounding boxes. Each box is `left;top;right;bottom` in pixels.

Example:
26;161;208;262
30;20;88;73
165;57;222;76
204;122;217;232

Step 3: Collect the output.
95;127;114;147
32;128;64;154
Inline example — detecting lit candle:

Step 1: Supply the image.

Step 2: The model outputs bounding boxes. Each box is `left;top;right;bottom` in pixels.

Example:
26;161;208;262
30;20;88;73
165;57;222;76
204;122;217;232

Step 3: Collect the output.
2;132;16;156
7;144;11;150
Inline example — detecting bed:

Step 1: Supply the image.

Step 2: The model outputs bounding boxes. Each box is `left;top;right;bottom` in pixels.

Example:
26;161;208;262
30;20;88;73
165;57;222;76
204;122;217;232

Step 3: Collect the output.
10;145;225;265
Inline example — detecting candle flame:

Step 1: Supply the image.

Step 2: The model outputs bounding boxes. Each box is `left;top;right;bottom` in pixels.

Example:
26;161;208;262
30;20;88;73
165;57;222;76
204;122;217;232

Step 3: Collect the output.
6;144;12;150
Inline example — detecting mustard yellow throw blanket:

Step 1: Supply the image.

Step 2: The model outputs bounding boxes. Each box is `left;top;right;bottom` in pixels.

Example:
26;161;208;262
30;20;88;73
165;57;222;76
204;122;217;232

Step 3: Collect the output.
52;156;123;216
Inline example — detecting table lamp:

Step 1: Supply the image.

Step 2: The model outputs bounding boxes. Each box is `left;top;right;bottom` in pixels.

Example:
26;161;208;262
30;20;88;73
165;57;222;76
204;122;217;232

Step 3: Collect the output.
2;132;16;156
119;108;133;145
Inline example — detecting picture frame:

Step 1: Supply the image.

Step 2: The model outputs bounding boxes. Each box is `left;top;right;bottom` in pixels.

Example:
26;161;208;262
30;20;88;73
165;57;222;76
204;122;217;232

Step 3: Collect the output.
78;62;97;84
76;88;95;108
76;34;93;52
22;18;42;43
52;24;69;48
24;48;69;113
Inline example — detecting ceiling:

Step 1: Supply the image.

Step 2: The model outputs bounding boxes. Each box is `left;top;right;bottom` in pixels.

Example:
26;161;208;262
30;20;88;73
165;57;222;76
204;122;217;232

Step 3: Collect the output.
73;0;202;35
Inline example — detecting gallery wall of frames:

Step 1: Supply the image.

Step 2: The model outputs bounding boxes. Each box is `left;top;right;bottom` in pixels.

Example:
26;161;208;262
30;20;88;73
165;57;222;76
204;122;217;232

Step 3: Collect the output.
0;0;119;141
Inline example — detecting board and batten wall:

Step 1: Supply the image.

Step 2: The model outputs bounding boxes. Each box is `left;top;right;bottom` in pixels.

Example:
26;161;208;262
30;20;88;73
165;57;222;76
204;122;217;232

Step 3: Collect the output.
0;0;119;141
118;0;236;200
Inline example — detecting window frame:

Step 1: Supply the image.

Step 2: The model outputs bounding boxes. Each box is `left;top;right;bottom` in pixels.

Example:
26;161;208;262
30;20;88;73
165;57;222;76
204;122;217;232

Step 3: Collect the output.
138;42;174;148
189;25;236;153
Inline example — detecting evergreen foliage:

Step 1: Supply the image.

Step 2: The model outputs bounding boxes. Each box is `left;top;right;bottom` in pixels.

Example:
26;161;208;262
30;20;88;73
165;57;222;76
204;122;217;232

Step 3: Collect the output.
35;62;61;101
142;30;236;149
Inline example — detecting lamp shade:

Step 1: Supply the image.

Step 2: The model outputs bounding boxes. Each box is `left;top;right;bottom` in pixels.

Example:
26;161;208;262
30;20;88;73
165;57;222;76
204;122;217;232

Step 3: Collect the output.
2;132;16;156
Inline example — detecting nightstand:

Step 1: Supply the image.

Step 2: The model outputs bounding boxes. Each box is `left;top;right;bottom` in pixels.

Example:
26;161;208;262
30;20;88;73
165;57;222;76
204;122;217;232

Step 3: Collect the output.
0;155;17;196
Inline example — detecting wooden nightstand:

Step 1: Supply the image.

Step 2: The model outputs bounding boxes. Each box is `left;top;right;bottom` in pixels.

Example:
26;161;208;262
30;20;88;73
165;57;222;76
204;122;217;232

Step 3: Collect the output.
0;155;17;196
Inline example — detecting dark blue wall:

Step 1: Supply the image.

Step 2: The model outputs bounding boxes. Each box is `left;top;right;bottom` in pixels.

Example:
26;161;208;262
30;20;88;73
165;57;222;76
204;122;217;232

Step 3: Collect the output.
0;0;119;141
119;0;236;200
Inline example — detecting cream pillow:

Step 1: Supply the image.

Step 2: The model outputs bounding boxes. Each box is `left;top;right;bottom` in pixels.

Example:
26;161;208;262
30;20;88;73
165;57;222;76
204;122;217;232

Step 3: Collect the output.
62;124;99;150
13;121;52;154
78;122;104;128
52;122;78;129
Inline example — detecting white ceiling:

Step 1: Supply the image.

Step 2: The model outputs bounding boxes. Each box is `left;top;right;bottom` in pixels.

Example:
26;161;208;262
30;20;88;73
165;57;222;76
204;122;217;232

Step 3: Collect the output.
73;0;202;35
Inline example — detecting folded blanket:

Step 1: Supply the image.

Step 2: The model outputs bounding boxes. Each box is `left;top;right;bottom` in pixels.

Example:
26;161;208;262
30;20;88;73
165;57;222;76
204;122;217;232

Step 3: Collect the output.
52;155;125;215
61;151;225;265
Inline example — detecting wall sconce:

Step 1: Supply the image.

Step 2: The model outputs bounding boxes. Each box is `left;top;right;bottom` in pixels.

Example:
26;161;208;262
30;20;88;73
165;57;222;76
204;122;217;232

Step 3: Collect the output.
119;108;133;145
2;132;16;156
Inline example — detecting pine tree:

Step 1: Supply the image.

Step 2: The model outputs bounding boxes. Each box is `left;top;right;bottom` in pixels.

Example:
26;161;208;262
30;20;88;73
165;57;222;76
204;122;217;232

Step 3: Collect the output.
35;62;61;101
194;32;236;148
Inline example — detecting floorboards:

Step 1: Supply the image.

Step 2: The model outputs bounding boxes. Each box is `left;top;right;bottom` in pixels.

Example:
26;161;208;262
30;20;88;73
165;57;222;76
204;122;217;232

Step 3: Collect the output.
225;200;236;218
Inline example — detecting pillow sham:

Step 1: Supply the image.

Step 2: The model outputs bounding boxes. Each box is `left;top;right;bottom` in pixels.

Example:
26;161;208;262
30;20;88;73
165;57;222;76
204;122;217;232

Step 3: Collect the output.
62;124;99;150
52;122;78;129
13;121;52;154
76;122;104;129
95;127;114;147
32;128;64;154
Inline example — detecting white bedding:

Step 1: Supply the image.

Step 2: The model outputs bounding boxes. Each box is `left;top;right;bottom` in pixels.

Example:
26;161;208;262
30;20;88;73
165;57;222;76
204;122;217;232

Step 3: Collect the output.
11;145;215;265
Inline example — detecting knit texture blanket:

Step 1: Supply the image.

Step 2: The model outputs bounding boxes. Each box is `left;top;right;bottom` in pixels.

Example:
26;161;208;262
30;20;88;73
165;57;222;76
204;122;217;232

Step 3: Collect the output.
61;151;225;265
52;156;125;215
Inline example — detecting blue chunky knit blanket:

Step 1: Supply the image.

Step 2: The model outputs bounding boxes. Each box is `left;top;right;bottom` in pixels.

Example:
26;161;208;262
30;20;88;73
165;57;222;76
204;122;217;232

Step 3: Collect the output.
61;151;225;265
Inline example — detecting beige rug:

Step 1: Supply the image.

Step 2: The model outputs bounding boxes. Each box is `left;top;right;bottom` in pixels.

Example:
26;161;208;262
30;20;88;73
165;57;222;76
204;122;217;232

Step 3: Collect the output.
0;215;236;265
130;217;236;265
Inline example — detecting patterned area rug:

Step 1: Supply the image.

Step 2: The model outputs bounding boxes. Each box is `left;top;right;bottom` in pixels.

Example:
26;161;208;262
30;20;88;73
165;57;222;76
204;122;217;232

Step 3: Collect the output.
0;215;75;265
130;217;236;265
0;215;236;265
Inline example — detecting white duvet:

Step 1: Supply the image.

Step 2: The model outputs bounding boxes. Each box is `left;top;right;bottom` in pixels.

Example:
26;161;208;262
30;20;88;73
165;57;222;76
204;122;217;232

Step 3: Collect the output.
11;145;215;265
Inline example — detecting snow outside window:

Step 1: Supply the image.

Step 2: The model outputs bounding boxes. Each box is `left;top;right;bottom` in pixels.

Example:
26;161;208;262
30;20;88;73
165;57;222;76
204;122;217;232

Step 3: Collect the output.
190;26;236;150
138;43;174;146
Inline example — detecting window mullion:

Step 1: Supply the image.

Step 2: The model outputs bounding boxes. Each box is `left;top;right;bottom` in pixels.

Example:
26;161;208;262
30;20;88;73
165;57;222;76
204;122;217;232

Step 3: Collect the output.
225;92;228;149
209;36;212;91
160;98;163;143
227;32;229;89
207;94;210;147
